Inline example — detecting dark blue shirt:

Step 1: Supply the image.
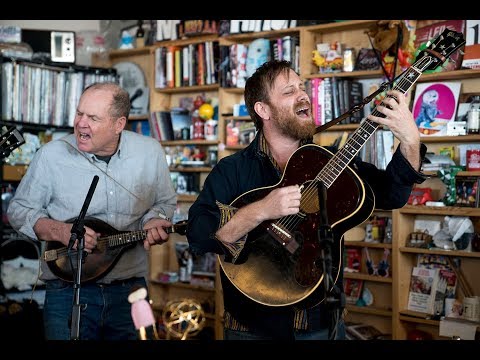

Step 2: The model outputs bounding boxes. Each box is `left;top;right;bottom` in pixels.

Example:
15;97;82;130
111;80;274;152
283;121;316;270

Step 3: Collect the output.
187;133;427;339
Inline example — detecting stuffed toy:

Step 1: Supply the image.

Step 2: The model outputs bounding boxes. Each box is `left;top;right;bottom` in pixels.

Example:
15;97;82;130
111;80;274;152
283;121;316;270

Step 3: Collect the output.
366;20;414;80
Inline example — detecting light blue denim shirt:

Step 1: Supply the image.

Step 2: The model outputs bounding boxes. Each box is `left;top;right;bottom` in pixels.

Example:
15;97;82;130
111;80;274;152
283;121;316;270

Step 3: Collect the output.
7;130;177;283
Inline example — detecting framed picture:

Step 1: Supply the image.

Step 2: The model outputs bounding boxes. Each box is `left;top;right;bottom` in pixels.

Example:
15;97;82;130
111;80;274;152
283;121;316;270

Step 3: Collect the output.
455;176;479;207
412;81;462;136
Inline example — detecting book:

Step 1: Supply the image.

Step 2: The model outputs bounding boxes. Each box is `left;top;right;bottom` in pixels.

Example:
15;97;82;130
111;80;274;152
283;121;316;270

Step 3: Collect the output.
156;111;175;141
344;279;363;305
462;20;480;70
344;247;362;273
416;254;458;311
346;323;384;340
414;20;465;72
170;107;191;140
130;119;150;137
407;266;447;315
412;81;462;136
154;47;166;89
356;77;384;118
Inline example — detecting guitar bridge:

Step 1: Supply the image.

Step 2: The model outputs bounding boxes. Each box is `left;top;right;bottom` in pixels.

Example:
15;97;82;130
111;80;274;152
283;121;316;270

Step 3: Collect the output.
43;249;58;261
266;223;299;254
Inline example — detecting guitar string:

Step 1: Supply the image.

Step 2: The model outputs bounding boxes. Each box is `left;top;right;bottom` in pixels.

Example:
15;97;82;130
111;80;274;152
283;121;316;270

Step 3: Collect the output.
280;50;439;234
296;37;458;228
50;221;186;259
52;229;148;259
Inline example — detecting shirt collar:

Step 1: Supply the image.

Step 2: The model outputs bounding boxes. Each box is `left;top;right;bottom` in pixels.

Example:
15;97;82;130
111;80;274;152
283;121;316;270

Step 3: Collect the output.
73;132;123;163
256;130;312;173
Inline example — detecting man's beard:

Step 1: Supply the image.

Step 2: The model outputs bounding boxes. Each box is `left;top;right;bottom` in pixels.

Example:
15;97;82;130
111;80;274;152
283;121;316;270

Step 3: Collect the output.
271;104;315;140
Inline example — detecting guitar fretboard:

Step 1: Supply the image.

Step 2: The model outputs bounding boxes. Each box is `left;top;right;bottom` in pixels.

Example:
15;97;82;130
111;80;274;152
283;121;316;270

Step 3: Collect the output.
107;231;147;247
316;60;432;189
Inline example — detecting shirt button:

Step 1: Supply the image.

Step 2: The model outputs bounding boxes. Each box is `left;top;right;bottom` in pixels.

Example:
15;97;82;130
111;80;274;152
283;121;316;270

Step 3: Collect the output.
109;191;113;195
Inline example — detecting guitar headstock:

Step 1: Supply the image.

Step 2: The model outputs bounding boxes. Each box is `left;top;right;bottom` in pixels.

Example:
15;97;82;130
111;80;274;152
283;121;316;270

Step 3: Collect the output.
415;28;466;71
0;126;25;160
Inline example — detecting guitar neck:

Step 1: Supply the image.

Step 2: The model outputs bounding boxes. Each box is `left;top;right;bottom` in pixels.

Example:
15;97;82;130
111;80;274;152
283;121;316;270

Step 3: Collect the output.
106;230;148;247
105;224;180;248
317;58;433;189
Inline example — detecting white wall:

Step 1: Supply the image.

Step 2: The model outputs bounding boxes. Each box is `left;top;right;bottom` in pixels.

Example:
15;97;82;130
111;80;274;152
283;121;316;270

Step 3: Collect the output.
0;20;100;32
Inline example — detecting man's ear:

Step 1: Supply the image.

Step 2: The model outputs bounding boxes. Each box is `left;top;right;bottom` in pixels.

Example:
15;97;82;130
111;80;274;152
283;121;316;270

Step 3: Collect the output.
254;102;268;121
116;116;127;134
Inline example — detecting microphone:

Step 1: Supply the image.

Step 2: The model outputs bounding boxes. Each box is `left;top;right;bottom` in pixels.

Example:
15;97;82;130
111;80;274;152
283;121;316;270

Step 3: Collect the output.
68;175;99;250
128;286;159;340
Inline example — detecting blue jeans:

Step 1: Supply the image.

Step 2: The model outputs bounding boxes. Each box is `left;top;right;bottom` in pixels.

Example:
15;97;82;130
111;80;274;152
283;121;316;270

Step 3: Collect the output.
43;277;147;340
224;319;346;340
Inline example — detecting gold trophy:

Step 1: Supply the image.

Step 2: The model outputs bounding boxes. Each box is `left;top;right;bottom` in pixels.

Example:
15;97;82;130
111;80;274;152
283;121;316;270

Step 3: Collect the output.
162;299;206;340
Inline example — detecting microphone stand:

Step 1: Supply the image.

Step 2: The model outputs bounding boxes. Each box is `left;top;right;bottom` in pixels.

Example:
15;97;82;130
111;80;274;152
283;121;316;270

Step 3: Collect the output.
316;181;344;339
68;175;99;340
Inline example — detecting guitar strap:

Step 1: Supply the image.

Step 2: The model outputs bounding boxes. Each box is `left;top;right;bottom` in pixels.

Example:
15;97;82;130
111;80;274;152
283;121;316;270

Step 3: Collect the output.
314;80;391;135
60;139;171;220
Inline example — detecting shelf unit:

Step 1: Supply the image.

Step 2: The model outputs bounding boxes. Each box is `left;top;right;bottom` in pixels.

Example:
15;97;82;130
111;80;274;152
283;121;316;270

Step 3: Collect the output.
393;205;480;339
343;208;394;335
95;19;480;340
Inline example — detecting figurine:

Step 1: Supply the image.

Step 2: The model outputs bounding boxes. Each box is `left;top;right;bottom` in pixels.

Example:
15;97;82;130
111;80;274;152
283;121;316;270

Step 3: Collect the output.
128;286;159;340
119;30;134;50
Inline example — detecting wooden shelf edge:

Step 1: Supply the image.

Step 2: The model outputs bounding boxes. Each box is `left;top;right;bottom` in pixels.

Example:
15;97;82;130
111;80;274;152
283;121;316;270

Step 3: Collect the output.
419;68;480;82
305;69;383;79
160;140;219;146
128;115;149;121
344;272;392;283
155;84;219;93
154;34;219;48
169;166;212;173
219;27;301;44
224;116;251;121
346;304;392;317
419;134;480;143
177;194;198;202
221;87;244;94
399;246;480;258
303;20;378;33
108;46;154;58
344;241;392;249
399;205;480;217
398;310;440;326
149;279;215;292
